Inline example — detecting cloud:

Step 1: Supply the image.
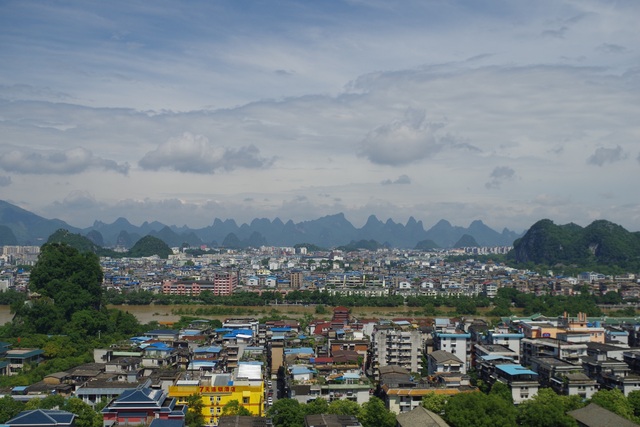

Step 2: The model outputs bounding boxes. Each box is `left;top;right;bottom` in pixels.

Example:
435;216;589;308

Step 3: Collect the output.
358;109;449;166
587;145;626;166
0;147;129;175
541;26;568;38
485;166;516;189
0;176;11;187
138;132;274;173
381;174;411;185
597;43;626;54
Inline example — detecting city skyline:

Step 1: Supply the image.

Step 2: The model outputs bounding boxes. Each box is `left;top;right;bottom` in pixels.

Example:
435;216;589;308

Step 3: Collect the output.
1;1;639;231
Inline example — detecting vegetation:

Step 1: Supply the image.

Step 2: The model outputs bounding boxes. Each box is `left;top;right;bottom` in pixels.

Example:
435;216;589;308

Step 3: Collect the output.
510;219;640;274
294;243;326;252
266;397;394;427
420;387;640;427
0;243;148;387
185;394;205;427
336;240;387;252
127;235;173;258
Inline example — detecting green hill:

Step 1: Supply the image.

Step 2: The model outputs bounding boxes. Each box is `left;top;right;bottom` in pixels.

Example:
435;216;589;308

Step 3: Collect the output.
128;235;173;258
511;219;640;271
45;229;172;258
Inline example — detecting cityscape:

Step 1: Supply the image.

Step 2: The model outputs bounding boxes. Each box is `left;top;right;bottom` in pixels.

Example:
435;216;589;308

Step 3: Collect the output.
2;0;640;426
1;238;640;426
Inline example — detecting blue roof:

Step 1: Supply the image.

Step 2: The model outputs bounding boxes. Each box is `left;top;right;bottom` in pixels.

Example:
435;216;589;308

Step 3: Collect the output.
291;366;315;375
188;361;217;369
6;409;75;426
490;333;524;338
149;419;184;427
480;355;514;362
194;346;222;353
497;364;538;377
222;329;253;338
285;347;315;355
146;342;171;350
271;327;292;332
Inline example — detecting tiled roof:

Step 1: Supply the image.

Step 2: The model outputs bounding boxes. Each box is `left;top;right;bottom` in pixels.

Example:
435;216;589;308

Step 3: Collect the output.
6;409;75;427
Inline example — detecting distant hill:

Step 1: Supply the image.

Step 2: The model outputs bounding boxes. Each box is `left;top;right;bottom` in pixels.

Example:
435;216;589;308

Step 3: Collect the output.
511;219;640;270
414;239;440;250
46;229;171;258
0;225;17;245
0;199;523;249
128;235;173;259
0;200;79;245
453;234;479;248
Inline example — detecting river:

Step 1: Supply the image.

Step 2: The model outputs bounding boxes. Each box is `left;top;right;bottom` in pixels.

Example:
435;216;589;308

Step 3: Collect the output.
0;304;444;326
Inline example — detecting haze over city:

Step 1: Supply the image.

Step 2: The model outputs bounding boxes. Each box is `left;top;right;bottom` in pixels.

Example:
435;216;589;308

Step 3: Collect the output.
1;0;639;232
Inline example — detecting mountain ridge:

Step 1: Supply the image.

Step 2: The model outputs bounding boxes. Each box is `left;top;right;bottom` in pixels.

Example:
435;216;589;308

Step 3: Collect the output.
0;199;522;249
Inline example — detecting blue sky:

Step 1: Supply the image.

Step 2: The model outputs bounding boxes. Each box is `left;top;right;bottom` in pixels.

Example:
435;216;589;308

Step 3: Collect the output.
1;0;639;232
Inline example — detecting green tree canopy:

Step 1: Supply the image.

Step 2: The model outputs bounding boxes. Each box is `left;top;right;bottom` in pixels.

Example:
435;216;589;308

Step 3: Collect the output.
590;389;635;420
359;397;395;427
517;388;579;427
421;392;448;414
267;398;305;427
444;392;517;427
221;399;251;416
327;399;361;417
29;243;103;314
185;394;205;427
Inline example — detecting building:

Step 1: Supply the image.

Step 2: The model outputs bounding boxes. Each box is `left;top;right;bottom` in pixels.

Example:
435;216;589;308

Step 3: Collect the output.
101;386;187;426
427;350;465;375
396;406;450;427
370;327;424;379
568;403;639;427
432;332;471;371
162;272;237;297
5;349;44;376
169;363;265;427
477;360;539;404
5;409;75;427
304;414;362;427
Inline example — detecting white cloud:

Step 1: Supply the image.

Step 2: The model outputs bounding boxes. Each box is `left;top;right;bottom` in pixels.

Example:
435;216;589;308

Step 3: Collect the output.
138;132;274;173
0;147;129;175
485;166;516;189
358;109;449;166
381;175;411;185
0;176;11;187
587;145;626;166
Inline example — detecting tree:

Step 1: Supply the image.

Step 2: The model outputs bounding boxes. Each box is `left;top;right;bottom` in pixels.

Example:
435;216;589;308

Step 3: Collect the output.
0;396;25;423
185;393;205;427
628;390;640;418
590;389;635;420
489;381;513;404
517;388;578;427
327;399;360;417
421;392;448;414
359;397;395;427
267;398;305;427
62;397;102;427
30;243;103;312
221;399;251;416
304;398;329;415
444;392;517;427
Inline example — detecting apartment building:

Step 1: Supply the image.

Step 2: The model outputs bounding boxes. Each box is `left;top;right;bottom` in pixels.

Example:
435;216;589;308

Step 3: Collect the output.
370;326;423;379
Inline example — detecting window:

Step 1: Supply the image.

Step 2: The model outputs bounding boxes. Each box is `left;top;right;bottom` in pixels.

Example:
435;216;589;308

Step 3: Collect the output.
243;397;250;404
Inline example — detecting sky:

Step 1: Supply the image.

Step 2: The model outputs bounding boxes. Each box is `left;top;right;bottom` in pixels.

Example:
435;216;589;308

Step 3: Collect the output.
1;0;640;233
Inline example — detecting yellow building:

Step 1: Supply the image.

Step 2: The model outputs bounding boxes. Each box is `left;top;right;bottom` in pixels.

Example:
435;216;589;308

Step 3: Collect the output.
169;365;264;426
